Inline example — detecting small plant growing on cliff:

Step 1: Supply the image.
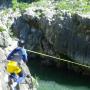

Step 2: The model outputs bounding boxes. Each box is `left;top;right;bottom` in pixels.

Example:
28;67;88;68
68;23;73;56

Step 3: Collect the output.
0;27;5;32
31;76;39;88
12;0;30;11
18;3;30;11
12;0;19;11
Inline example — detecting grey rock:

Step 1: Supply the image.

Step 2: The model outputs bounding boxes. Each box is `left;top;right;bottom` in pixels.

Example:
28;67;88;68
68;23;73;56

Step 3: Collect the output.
0;31;12;47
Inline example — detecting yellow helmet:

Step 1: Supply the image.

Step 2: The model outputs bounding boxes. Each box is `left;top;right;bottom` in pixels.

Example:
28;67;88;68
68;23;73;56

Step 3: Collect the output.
6;61;21;74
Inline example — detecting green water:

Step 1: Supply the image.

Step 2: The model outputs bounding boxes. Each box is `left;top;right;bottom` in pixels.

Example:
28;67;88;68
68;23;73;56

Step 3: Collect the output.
28;59;90;90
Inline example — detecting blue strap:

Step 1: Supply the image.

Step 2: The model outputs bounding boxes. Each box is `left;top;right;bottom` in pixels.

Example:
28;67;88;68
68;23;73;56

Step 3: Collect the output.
9;74;17;81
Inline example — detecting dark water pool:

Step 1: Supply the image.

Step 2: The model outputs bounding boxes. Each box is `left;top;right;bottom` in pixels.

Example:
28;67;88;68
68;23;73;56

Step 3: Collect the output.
28;59;90;90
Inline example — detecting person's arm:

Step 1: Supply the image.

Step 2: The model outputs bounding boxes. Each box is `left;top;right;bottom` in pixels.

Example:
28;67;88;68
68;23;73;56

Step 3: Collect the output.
7;48;20;60
22;49;28;63
22;54;28;63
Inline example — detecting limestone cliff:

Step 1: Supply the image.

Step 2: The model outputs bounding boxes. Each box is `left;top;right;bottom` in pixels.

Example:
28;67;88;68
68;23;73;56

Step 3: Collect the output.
11;4;90;67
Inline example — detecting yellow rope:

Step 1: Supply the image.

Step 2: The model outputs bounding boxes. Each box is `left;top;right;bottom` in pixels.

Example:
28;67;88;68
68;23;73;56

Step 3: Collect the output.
27;49;90;69
0;26;90;69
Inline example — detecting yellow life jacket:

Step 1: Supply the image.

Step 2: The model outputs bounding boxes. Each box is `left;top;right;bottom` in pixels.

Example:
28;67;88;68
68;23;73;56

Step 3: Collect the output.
6;61;21;74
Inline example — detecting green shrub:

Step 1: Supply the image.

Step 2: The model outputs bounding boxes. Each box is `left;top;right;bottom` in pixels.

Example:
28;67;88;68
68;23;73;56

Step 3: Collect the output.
18;3;30;11
12;0;30;11
56;0;90;13
0;27;5;32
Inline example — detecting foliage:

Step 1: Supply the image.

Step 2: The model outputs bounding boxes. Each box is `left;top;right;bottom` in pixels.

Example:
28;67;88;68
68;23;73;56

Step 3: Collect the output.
18;2;30;11
11;0;90;13
31;76;39;88
12;0;30;11
0;27;5;32
56;0;90;13
12;0;19;11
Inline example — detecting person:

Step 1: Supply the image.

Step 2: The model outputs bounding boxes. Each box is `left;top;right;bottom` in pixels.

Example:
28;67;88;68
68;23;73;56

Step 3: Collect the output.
6;60;26;89
7;40;28;64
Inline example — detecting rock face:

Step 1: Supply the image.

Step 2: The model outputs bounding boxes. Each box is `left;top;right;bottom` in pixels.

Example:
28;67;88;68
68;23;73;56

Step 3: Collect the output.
17;0;33;3
0;48;6;90
0;8;21;47
12;5;90;66
0;0;12;8
0;31;11;47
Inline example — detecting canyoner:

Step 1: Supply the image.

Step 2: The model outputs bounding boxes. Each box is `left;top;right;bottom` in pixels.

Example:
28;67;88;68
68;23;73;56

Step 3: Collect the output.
7;40;28;65
5;60;33;90
3;39;34;90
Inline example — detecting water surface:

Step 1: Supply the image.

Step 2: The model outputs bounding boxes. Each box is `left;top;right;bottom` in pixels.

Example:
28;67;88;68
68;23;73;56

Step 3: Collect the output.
28;59;90;90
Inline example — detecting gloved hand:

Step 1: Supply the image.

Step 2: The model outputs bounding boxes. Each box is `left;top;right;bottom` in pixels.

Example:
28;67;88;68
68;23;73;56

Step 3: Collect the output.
11;82;17;89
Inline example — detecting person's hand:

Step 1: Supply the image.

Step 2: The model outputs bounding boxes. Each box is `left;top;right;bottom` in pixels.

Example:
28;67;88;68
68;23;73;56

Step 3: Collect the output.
24;60;28;64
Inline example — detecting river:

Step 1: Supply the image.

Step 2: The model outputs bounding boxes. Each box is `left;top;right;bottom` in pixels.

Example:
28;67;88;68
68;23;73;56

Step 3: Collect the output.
28;58;90;90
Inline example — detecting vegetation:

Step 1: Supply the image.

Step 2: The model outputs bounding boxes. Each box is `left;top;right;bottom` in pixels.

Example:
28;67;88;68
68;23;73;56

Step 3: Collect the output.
56;0;90;13
12;0;90;13
0;27;5;32
12;0;30;11
12;0;42;11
